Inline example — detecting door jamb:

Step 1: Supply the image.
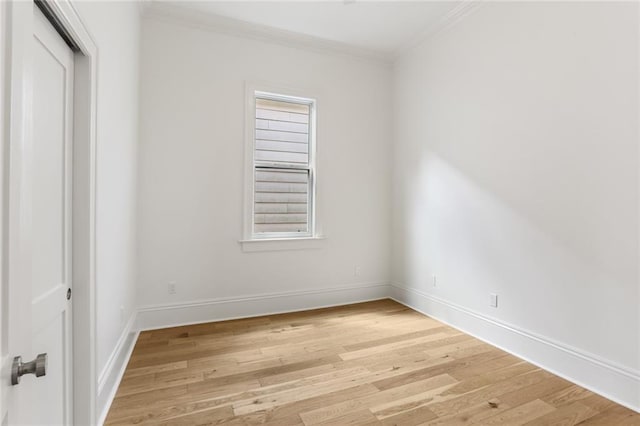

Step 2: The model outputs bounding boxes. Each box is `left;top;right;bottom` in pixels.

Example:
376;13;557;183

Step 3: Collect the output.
47;1;99;423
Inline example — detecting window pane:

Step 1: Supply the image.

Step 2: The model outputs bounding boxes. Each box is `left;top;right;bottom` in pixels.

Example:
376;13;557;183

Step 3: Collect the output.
255;97;310;165
254;168;309;234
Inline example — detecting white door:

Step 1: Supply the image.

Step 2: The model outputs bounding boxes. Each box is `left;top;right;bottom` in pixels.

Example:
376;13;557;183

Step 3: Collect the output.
3;5;74;424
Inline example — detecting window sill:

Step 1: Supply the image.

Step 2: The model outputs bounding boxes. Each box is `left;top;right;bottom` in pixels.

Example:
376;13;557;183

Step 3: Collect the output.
239;236;326;252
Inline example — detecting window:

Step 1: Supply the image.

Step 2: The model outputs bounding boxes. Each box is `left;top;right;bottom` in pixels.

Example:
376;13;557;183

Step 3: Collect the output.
250;91;316;239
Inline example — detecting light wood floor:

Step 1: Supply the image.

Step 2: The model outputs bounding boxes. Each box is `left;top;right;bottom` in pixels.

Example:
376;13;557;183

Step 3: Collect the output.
105;300;639;425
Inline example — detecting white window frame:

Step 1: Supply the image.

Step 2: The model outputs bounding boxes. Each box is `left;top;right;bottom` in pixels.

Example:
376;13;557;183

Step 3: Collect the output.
242;82;323;248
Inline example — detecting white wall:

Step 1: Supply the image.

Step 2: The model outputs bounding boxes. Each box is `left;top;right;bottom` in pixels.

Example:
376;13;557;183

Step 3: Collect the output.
392;0;639;402
73;0;140;386
136;16;392;315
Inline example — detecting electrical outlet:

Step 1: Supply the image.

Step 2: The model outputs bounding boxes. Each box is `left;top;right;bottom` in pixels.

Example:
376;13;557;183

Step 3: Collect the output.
120;305;125;324
432;275;437;287
168;281;177;295
354;266;361;276
489;293;498;308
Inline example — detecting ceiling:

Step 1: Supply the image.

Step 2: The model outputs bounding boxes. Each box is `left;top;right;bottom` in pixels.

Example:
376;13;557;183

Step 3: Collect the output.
158;1;463;58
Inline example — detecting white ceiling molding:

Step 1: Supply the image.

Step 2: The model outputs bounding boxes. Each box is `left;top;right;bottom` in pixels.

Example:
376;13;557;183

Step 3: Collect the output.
144;1;483;65
394;0;484;61
144;2;394;65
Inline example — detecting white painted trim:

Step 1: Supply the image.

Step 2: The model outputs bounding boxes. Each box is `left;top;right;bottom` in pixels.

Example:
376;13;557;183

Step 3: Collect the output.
142;0;483;66
243;81;324;246
239;236;326;252
3;1;98;424
143;2;392;65
136;282;390;331
96;314;138;426
390;283;640;413
393;0;483;61
637;0;640;417
97;313;136;396
36;1;100;423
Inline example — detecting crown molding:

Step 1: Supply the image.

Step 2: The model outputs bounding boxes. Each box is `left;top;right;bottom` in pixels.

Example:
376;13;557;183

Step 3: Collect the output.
143;2;393;66
394;0;484;61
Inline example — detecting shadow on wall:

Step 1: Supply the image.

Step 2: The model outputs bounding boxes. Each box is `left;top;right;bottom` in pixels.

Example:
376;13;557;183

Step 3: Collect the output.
393;1;639;373
399;152;638;371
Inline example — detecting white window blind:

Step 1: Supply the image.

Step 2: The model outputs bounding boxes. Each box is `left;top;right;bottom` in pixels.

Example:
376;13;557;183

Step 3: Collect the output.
253;94;315;237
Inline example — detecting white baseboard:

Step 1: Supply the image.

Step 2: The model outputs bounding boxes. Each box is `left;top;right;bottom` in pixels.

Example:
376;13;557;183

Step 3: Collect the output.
93;282;387;424
96;314;139;425
93;282;639;424
390;283;640;413
135;282;390;331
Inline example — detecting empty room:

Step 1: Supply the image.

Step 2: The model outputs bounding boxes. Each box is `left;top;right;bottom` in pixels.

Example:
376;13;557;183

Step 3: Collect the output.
1;0;639;424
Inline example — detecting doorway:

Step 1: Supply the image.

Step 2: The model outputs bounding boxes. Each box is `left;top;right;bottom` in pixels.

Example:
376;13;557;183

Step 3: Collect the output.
1;1;98;423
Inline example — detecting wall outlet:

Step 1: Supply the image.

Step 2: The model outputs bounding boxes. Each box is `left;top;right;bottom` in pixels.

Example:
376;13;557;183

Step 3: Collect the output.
120;305;125;324
354;266;361;276
489;293;498;308
432;275;437;287
168;281;177;295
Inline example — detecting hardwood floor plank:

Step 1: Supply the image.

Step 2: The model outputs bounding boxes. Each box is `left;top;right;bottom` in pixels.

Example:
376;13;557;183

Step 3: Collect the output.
256;384;380;424
200;355;343;387
299;375;458;425
575;404;640;425
370;381;458;419
425;370;553;417
523;401;599;425
123;361;189;379
480;399;556;425
105;300;640;425
232;367;378;416
156;405;235;425
578;393;618;413
259;363;338;386
116;370;204;397
447;351;521;381
339;332;459;361
420;398;510;425
371;349;510;391
342;327;450;352
541;384;595;408
107;385;189;415
440;361;537;397
499;375;574;408
313;409;380;426
380;405;438;426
